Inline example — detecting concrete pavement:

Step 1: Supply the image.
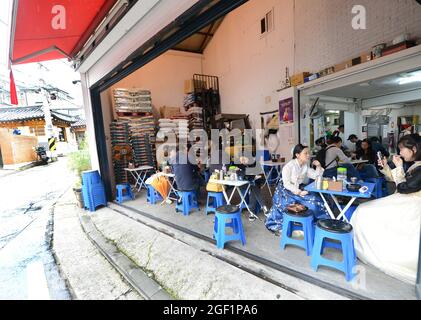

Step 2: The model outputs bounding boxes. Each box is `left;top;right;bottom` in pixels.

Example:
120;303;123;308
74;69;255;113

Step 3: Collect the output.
52;189;348;300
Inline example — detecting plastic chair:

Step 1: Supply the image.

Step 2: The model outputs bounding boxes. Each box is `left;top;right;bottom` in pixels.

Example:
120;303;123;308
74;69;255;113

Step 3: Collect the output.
214;205;246;249
206;192;225;215
116;184;134;204
311;219;357;281
280;210;315;256
176;190;199;216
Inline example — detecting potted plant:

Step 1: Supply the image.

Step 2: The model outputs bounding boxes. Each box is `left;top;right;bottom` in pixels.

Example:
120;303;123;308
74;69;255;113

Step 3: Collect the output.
68;139;91;208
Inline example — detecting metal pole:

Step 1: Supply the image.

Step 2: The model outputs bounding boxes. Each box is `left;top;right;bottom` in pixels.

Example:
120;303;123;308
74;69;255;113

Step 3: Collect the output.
416;227;421;299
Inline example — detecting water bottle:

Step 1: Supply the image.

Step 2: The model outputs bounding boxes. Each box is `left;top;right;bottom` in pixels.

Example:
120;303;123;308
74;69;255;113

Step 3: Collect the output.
337;167;347;188
316;175;323;190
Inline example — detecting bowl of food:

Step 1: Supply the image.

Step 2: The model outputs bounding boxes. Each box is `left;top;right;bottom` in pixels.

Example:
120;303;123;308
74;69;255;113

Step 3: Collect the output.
346;183;362;192
287;204;308;214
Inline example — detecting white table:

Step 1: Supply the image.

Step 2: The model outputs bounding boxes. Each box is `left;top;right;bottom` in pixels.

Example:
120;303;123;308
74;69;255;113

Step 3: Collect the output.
260;161;283;196
156;172;178;202
350;160;369;166
125;166;154;192
210;177;260;221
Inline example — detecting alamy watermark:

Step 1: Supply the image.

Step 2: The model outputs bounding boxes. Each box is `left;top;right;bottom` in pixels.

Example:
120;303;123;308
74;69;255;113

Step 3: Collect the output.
352;5;367;30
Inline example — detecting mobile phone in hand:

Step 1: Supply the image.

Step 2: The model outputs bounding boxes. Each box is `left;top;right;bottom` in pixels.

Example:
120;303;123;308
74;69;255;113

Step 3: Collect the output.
377;151;384;168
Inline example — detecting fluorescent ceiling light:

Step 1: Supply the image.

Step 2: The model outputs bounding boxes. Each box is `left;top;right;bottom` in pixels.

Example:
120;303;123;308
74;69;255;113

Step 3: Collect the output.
398;71;421;85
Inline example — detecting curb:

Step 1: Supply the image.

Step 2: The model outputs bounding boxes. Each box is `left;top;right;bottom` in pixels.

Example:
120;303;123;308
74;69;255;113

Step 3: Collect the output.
78;212;173;300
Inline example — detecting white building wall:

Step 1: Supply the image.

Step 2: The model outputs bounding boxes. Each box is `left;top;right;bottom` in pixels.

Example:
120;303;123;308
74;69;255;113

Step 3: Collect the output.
294;0;421;73
202;0;295;128
109;50;203;115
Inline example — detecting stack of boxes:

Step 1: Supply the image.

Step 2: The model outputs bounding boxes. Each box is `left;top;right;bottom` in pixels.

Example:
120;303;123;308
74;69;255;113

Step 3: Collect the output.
113;88;153;115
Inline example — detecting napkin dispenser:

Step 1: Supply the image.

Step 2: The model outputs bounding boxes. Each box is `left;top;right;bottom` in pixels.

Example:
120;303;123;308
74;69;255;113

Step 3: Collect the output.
328;180;343;192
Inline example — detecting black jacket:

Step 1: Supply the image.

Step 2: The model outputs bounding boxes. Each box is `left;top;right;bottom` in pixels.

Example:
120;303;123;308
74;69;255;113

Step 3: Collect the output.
397;165;421;194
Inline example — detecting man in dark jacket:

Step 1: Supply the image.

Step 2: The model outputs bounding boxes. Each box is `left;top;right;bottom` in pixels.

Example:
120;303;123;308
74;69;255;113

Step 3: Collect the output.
169;146;203;192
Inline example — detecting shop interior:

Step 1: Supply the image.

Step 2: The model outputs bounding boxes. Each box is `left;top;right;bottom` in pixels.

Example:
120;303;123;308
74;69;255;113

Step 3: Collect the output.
300;67;421;157
95;5;420;300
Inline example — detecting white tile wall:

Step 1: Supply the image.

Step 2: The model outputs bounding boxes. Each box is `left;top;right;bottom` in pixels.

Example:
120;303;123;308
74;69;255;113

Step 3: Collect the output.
294;0;421;73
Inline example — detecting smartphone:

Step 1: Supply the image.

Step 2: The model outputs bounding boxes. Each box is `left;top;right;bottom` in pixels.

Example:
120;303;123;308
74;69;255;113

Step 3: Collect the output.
377;151;383;162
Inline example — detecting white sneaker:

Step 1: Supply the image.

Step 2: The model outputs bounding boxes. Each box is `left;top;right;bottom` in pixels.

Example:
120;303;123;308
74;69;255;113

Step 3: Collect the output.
291;230;305;239
262;206;269;217
248;214;257;222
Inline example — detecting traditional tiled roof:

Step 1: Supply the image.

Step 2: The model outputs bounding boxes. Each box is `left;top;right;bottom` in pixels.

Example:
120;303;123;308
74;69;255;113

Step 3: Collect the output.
71;117;86;128
0;105;77;125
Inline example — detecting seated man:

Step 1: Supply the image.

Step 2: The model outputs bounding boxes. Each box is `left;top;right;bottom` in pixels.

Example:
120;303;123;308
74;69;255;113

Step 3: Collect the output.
169;146;204;194
237;156;269;221
322;136;361;180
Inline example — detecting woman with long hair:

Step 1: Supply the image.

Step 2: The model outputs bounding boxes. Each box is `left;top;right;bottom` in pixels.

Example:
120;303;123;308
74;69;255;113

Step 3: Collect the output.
265;144;329;235
351;134;421;284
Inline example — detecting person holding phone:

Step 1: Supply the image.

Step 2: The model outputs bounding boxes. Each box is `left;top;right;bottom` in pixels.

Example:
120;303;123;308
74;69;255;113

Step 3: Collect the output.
350;134;421;284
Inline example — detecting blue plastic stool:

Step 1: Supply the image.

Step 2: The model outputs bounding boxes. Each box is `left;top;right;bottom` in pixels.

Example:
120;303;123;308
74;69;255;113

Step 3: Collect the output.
206;192;225;215
176;191;199;216
311;219;357;281
116;184;134;204
147;185;163;205
280;210;315;256
214;205;246;249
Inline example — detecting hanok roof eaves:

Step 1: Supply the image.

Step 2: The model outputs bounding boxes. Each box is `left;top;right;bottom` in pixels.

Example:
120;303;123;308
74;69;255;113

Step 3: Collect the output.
0;106;77;124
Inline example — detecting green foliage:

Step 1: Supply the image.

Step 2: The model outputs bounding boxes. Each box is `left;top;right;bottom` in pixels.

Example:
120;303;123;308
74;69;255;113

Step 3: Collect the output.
68;138;91;186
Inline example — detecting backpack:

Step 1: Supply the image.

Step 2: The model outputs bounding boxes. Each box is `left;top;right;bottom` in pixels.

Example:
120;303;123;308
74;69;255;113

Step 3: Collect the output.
315;145;337;169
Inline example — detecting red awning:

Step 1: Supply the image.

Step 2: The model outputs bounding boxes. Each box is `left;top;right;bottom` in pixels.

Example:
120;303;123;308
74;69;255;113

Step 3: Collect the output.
10;0;117;65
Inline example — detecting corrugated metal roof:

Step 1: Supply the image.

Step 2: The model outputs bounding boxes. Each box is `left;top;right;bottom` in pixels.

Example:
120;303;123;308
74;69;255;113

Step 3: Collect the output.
0;105;77;124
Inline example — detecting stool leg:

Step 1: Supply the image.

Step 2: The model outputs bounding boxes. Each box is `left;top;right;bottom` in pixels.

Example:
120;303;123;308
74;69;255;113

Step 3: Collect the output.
206;195;211;215
280;218;290;250
311;231;324;271
304;219;314;256
232;217;239;234
237;216;246;246
343;236;356;281
117;188;122;204
216;216;226;249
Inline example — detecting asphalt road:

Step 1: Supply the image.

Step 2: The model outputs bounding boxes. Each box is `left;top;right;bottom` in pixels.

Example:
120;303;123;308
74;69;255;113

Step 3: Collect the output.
0;158;74;300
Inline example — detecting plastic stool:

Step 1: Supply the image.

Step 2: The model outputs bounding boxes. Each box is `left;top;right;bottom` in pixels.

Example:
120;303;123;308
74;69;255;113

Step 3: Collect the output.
147;185;163;204
176;190;199;216
81;170;107;212
214;205;246;249
280;210;315;256
206;192;225;215
311;219;357;281
116;184;134;204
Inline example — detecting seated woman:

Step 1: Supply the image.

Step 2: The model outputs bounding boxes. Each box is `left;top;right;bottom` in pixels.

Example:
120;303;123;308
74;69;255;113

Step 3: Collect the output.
355;139;380;179
265;144;330;235
350;134;421;284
